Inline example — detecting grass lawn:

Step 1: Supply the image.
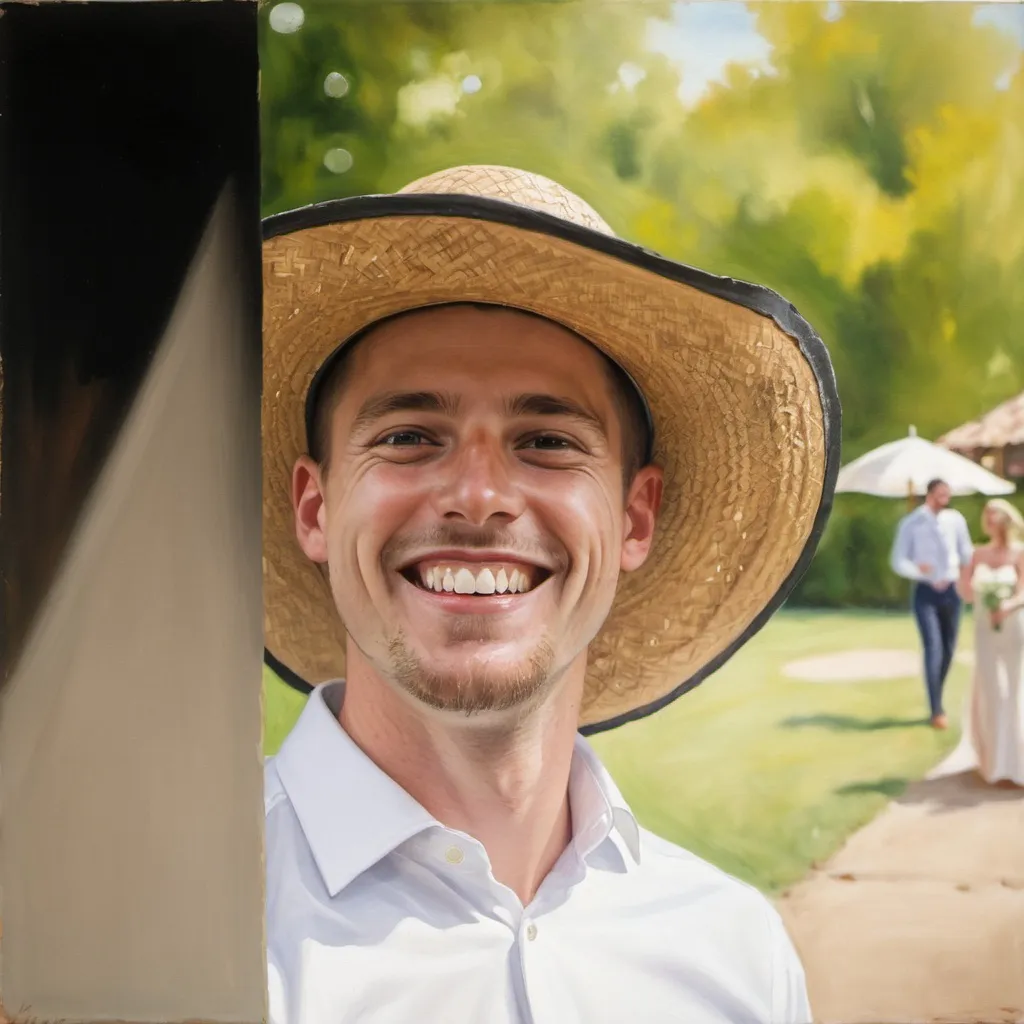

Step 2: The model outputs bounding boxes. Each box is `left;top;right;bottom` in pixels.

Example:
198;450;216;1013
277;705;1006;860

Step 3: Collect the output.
262;607;973;896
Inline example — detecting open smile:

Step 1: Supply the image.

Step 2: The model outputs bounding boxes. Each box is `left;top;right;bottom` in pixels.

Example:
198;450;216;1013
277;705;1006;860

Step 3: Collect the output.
397;553;554;603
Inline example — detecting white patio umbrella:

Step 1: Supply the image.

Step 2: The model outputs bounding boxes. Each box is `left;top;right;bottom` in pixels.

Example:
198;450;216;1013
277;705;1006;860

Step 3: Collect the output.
836;426;1015;507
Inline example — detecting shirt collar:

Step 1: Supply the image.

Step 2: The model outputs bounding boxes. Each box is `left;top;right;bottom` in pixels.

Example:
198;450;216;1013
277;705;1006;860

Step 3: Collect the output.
274;682;435;897
568;734;642;866
273;682;641;897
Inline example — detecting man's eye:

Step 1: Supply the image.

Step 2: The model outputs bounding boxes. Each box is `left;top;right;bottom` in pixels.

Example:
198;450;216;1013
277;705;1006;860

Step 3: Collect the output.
378;431;429;447
523;435;573;451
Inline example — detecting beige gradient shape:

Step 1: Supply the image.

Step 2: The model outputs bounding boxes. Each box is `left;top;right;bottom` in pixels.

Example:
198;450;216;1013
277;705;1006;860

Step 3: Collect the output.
0;189;266;1024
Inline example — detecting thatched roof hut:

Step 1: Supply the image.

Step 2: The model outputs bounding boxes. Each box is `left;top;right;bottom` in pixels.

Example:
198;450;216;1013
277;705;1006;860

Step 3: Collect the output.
938;391;1024;477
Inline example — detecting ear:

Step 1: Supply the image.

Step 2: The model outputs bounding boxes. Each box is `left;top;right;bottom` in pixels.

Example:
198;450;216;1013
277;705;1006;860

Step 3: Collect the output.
293;454;329;564
621;465;663;573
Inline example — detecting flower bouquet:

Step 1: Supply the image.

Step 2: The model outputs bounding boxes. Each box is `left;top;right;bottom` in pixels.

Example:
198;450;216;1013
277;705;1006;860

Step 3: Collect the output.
975;577;1015;632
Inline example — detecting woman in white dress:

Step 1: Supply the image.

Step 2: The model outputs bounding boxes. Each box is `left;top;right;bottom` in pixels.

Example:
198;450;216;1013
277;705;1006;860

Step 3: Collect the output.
957;499;1024;787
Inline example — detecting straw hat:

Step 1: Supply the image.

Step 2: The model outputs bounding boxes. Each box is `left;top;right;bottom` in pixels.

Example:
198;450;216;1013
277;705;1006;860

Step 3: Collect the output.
263;165;841;733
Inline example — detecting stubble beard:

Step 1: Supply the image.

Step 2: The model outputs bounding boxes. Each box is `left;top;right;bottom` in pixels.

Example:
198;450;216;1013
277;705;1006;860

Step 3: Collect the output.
385;617;559;714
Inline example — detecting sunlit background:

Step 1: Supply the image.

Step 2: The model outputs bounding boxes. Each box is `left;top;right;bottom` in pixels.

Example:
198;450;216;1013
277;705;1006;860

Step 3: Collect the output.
259;1;1024;897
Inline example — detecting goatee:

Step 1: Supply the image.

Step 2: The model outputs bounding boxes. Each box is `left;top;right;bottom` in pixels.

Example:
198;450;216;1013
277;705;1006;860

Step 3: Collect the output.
386;627;558;714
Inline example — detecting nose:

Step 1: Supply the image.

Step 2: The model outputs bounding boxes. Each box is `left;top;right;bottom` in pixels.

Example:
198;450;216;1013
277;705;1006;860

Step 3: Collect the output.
432;433;526;526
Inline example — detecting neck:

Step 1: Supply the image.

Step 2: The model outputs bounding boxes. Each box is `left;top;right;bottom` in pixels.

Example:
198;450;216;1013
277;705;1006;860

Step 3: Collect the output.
338;648;586;905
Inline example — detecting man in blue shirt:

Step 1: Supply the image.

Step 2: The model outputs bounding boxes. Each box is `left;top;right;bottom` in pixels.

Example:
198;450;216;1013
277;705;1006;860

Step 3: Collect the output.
890;478;973;728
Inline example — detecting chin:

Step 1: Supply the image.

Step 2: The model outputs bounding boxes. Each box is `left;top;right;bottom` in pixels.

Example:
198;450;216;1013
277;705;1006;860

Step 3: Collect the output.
386;632;558;715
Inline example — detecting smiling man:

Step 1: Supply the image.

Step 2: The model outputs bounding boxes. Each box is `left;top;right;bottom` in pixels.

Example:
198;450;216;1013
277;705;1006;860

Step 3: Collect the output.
261;166;840;1024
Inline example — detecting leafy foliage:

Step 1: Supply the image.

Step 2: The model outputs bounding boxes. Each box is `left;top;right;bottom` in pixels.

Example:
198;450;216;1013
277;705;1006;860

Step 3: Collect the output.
260;1;1024;606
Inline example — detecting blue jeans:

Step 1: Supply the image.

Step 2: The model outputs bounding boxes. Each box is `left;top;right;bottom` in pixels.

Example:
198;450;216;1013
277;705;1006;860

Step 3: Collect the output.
912;583;961;718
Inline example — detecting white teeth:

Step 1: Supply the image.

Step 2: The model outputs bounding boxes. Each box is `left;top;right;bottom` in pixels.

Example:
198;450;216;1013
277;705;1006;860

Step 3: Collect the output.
453;568;476;594
420;564;534;595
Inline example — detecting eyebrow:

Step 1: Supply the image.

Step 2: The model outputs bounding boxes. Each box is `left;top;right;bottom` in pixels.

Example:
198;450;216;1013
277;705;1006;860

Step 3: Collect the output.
350;390;608;437
350;391;459;435
505;393;608;436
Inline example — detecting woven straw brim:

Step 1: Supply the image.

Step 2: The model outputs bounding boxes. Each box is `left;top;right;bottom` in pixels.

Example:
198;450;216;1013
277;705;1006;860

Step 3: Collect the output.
262;197;837;732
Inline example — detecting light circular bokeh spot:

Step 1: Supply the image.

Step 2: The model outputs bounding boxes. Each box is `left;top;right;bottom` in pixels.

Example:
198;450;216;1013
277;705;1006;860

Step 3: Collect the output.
269;3;305;34
324;72;350;98
323;147;354;174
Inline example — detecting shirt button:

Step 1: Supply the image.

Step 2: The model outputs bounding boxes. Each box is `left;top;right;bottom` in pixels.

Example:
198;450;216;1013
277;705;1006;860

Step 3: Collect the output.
525;922;538;941
444;845;464;865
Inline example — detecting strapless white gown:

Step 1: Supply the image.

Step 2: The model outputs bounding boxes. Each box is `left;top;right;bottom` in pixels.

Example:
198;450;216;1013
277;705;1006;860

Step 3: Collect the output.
954;563;1024;784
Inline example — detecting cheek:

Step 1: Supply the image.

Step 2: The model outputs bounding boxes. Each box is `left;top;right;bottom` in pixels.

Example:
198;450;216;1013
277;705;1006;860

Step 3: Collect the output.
536;475;623;570
326;467;426;569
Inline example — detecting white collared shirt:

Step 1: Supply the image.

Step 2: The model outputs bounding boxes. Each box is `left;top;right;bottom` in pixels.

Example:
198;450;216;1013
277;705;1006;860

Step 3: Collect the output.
891;505;973;584
265;684;811;1024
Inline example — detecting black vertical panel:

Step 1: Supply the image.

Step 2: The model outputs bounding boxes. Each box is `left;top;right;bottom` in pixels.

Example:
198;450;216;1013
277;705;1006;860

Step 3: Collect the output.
0;0;262;683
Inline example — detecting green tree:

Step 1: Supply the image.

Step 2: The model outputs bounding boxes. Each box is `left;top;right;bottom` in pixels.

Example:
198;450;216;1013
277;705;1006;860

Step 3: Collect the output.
259;0;1024;606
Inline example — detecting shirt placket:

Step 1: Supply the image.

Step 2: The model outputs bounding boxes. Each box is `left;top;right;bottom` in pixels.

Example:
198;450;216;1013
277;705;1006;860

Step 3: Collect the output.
515;825;607;1024
933;520;950;577
413;828;542;1022
515;883;559;1024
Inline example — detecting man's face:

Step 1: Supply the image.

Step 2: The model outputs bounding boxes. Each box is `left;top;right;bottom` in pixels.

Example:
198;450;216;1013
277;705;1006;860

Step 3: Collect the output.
292;306;662;715
929;483;951;509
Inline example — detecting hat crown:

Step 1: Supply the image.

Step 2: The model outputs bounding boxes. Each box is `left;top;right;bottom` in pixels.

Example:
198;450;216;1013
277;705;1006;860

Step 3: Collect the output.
398;164;616;237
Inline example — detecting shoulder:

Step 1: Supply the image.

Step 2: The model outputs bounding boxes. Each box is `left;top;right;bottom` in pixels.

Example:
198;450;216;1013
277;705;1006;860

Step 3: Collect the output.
609;827;808;1020
897;509;922;529
631;828;807;1009
937;508;970;535
635;827;797;950
640;827;769;896
939;507;969;529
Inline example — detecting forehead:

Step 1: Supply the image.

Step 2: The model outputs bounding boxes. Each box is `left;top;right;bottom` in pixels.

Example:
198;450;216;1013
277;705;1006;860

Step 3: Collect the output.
340;305;614;396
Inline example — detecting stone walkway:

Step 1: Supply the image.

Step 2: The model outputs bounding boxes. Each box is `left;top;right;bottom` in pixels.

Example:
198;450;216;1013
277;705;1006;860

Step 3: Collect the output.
777;743;1024;1023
